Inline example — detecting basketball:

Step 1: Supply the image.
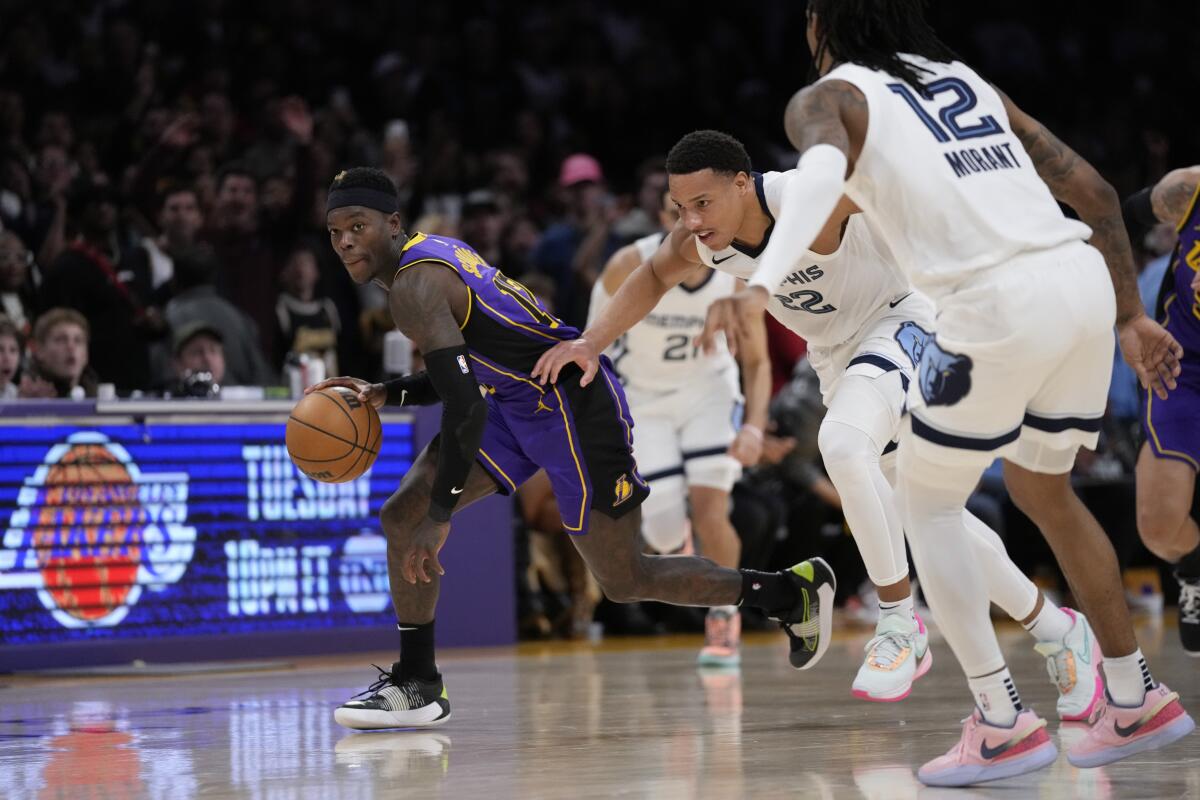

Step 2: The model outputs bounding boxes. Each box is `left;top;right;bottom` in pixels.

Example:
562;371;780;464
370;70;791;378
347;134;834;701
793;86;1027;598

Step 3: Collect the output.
286;387;382;483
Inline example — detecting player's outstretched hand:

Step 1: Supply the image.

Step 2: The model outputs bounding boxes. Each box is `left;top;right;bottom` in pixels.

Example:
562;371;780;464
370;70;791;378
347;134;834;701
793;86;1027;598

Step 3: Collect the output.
306;376;386;409
696;286;769;357
399;516;450;584
728;425;764;466
1118;314;1182;400
531;338;600;386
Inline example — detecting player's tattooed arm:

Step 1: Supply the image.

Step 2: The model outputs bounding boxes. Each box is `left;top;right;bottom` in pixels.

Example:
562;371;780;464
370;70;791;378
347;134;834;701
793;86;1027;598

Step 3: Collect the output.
388;263;468;353
999;89;1142;323
1151;166;1200;226
999;89;1182;397
781;80;868;168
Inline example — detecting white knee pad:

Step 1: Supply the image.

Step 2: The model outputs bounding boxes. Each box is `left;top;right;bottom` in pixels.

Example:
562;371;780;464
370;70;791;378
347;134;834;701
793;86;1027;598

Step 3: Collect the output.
818;416;908;588
640;474;690;553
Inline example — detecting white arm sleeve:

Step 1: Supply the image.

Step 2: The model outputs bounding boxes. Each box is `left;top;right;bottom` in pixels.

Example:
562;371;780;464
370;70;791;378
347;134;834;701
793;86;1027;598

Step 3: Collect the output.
747;144;848;293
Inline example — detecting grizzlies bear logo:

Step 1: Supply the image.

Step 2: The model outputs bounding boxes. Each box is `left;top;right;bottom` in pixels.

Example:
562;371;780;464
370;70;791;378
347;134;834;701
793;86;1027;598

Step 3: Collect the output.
894;321;973;407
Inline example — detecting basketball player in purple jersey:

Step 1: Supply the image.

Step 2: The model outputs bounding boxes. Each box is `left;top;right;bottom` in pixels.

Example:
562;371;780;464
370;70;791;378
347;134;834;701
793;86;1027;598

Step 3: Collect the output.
1126;165;1200;654
308;167;835;730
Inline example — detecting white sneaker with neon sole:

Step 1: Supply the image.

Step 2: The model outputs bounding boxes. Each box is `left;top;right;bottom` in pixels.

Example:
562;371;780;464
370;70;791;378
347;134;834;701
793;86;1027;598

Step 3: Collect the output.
1032;607;1104;722
851;613;932;702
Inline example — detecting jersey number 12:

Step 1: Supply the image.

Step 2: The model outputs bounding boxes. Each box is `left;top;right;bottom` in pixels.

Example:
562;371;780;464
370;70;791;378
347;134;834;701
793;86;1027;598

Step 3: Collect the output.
887;77;1004;143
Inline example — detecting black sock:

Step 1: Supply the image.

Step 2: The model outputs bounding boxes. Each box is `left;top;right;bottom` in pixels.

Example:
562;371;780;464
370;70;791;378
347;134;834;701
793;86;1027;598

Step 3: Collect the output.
738;569;798;616
1177;542;1200;580
397;620;438;682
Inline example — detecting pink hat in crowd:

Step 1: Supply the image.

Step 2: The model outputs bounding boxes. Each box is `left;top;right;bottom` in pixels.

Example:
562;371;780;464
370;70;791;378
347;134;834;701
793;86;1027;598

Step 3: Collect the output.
558;153;604;187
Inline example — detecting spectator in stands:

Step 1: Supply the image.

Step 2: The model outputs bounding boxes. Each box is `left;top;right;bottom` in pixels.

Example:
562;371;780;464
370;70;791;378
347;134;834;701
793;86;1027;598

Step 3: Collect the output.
132;184;204;305
163;245;273;387
275;244;341;375
19;308;97;399
171;320;226;396
459;190;506;267
0;316;21;399
0;230;36;337
39;178;155;393
203;163;279;355
613;156;668;243
532;153;620;327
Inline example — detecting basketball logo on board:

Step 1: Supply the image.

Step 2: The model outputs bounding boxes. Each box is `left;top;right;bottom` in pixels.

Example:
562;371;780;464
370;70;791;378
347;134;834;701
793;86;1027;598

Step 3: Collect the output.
0;432;196;629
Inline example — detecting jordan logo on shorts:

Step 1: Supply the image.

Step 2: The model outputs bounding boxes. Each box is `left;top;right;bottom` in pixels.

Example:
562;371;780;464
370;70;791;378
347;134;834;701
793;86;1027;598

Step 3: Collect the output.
613;474;633;507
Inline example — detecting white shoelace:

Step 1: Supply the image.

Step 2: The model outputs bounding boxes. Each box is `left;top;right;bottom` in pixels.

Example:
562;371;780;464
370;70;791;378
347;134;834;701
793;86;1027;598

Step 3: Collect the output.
864;629;910;668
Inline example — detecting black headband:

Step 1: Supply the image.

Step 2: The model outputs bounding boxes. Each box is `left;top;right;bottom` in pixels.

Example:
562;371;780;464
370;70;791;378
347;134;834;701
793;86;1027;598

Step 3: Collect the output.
326;187;399;215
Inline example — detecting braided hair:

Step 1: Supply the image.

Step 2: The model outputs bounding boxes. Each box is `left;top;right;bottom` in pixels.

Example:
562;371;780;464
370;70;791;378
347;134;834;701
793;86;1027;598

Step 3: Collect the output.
807;0;959;92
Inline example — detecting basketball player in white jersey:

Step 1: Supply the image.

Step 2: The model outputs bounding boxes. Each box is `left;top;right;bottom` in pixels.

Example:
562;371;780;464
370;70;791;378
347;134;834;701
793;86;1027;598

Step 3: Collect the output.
700;0;1194;786
535;130;1102;714
590;189;771;667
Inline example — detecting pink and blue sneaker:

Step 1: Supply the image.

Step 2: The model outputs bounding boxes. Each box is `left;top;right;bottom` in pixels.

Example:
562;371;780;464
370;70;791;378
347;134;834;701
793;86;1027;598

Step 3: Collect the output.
1067;683;1194;768
917;707;1058;787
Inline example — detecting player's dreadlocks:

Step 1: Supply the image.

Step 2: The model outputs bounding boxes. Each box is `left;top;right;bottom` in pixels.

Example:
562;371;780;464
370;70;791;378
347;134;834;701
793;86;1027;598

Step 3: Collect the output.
806;0;959;93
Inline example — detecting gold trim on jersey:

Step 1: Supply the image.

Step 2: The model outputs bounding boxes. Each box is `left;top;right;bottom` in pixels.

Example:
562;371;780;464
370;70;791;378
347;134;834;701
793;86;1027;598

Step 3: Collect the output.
478;448;518;491
393;256;471;331
469;353;545;395
552;384;588;531
1176;181;1200;234
1145;388;1199;470
473;295;562;341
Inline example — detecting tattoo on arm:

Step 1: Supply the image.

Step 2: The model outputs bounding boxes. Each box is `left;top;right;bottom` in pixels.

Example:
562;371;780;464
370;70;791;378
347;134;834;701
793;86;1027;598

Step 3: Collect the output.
389;265;467;354
781;80;866;163
1151;167;1200;226
1012;110;1141;323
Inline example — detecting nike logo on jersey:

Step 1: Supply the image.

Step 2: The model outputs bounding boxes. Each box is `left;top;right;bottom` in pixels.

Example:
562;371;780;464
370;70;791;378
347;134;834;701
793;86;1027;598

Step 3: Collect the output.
888;292;913;308
400;389;408;405
450;487;464;495
712;253;736;265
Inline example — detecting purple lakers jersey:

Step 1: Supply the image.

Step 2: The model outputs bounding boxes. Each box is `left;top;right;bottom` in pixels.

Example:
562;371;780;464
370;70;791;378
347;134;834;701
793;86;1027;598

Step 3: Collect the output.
1159;184;1200;355
394;232;580;395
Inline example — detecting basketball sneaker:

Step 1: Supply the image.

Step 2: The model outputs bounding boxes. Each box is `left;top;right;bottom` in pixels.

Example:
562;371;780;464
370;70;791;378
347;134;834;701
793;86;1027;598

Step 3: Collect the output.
917;708;1057;787
1066;683;1195;768
770;558;837;670
334;662;451;730
697;605;741;667
1032;607;1104;722
1176;572;1200;656
851;612;932;702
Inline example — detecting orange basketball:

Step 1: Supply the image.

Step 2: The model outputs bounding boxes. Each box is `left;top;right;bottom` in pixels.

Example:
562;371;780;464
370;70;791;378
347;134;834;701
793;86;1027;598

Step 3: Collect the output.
286;387;382;483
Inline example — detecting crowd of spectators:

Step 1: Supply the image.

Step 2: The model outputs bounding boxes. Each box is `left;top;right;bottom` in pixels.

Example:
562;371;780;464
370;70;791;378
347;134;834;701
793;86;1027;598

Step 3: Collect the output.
0;1;1195;631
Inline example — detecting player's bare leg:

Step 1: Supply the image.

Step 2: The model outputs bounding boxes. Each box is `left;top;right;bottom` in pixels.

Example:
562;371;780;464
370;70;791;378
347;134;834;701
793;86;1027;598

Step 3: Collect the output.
690;486;744;666
1135;444;1200;654
571;506;836;670
335;440;499;731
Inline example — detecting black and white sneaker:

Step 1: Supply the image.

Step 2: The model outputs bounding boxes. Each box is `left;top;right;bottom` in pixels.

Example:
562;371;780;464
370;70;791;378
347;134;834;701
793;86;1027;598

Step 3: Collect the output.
1177;572;1200;657
334;662;451;730
770;558;837;671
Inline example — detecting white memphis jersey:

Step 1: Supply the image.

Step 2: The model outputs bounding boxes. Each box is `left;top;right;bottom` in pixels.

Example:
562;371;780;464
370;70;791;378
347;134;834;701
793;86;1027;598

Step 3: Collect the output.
696;171;909;348
818;55;1091;298
593;232;739;393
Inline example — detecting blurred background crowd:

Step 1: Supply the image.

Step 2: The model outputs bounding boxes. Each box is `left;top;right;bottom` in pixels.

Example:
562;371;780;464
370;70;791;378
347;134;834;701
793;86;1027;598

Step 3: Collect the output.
1;0;1196;634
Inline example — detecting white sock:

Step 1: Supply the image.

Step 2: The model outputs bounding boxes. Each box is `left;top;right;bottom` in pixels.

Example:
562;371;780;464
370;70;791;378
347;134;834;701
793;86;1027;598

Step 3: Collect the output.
968;668;1023;727
1021;598;1074;643
879;595;915;622
1104;649;1154;706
